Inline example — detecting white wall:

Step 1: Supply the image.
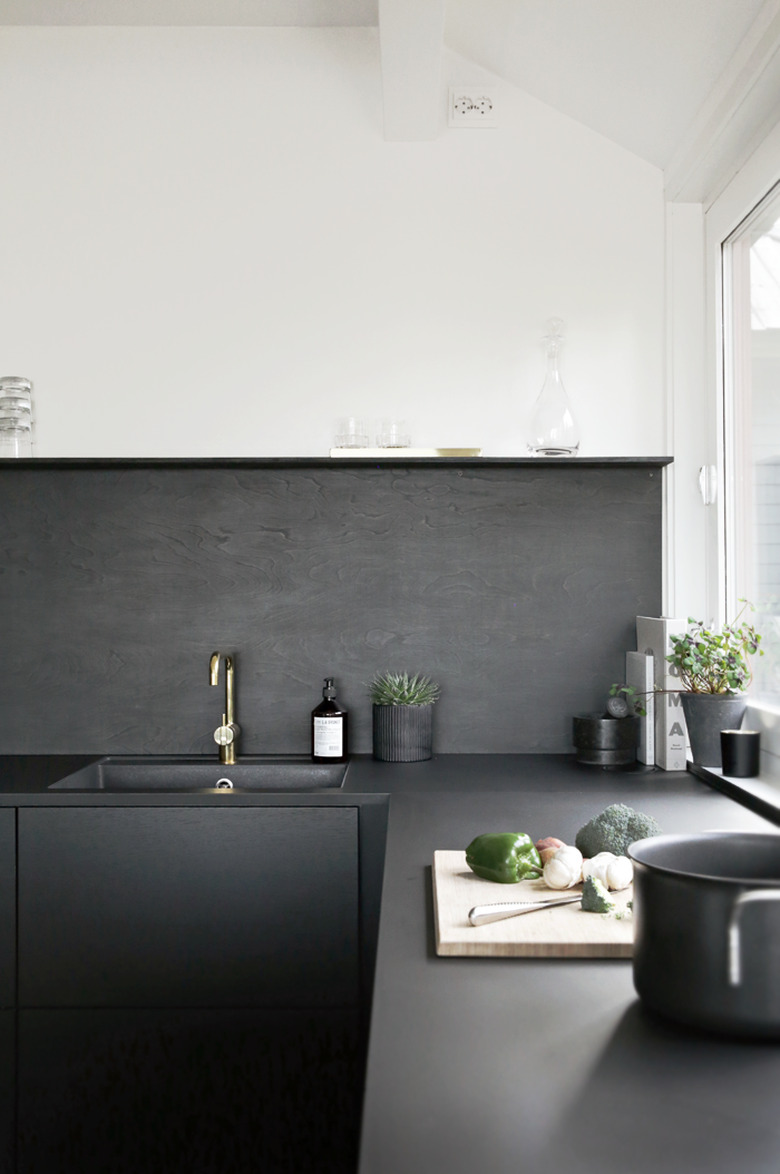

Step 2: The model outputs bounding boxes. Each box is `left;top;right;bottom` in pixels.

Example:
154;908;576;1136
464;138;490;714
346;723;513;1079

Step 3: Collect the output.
0;27;665;457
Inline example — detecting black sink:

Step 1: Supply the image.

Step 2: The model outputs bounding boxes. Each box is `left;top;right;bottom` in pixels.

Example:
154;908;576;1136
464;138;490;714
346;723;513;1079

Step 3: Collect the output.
48;755;348;792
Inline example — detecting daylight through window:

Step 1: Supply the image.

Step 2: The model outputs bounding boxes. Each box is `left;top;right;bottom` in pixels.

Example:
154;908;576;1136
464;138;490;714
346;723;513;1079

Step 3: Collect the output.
723;183;780;706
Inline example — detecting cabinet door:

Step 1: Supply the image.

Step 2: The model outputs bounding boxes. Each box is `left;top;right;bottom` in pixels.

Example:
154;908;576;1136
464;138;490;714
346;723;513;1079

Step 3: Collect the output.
0;811;14;1009
18;1007;361;1174
0;1012;13;1174
18;807;358;1008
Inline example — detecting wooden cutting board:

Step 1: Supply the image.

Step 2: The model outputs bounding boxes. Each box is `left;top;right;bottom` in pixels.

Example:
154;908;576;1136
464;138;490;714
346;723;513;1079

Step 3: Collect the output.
432;850;634;958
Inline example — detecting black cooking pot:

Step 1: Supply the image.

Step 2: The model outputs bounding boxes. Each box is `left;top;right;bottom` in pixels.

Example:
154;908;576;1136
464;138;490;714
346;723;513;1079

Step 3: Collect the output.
629;832;780;1038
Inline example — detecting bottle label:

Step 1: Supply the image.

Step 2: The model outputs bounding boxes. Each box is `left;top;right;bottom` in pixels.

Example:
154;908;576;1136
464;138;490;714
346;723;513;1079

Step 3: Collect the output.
314;716;343;757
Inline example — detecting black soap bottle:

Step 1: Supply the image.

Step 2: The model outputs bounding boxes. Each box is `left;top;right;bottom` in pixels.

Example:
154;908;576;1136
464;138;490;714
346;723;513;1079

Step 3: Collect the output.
311;678;348;764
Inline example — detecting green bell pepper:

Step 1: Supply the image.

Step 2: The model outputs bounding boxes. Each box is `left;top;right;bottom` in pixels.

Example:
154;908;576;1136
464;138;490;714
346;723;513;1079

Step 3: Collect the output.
465;832;543;884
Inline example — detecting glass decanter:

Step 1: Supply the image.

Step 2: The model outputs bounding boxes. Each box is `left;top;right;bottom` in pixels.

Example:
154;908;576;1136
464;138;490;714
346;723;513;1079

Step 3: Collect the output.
0;376;33;457
527;319;580;456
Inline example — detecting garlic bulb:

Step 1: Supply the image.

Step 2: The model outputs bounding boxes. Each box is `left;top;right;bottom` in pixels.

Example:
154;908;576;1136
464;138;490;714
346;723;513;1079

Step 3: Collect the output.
582;851;632;891
542;845;583;889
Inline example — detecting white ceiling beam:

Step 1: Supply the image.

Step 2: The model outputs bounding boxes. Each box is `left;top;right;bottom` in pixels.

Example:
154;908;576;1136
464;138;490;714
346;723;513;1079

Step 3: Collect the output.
0;0;379;25
378;0;445;141
665;0;780;205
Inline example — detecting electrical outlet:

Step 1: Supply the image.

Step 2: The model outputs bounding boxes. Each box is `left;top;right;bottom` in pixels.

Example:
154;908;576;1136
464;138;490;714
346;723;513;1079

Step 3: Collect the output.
448;87;498;128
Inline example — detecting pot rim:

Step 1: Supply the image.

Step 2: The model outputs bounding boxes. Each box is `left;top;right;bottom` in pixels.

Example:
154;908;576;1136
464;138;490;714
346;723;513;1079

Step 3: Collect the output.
573;712;640;722
629;831;780;885
679;690;745;699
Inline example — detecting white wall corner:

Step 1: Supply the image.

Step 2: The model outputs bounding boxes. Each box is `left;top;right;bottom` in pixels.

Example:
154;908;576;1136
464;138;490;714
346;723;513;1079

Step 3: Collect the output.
378;0;445;141
665;200;708;618
664;0;780;206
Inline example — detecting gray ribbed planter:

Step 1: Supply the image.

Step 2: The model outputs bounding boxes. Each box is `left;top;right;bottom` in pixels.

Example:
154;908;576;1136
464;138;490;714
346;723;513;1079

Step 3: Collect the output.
679;692;747;767
372;704;433;762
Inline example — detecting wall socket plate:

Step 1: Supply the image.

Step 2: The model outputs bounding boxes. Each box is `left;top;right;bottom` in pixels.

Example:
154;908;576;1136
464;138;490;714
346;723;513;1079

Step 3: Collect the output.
448;87;498;128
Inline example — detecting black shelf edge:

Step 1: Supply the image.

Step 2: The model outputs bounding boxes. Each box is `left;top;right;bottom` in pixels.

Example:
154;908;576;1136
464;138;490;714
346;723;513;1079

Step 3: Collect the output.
0;456;674;470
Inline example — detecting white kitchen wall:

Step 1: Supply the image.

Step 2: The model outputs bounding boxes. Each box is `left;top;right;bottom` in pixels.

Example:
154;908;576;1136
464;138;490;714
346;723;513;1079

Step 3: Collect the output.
0;26;664;457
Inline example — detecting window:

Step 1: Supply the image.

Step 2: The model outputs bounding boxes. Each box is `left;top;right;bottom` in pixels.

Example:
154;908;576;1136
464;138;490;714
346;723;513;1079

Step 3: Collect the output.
722;182;780;707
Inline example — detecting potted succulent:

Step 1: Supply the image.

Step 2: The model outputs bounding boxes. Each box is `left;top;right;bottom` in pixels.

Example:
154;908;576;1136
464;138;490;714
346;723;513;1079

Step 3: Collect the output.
572;685;645;768
369;671;440;762
667;602;763;767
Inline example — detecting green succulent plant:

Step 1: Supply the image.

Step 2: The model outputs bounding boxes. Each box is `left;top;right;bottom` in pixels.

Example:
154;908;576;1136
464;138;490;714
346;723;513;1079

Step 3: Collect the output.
667;600;763;694
369;672;440;707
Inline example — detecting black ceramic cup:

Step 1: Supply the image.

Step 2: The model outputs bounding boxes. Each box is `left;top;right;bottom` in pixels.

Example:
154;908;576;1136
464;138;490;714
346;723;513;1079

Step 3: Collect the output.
720;729;761;778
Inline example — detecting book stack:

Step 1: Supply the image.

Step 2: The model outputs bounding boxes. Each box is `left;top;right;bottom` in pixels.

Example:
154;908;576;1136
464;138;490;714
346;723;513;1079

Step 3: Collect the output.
634;617;688;771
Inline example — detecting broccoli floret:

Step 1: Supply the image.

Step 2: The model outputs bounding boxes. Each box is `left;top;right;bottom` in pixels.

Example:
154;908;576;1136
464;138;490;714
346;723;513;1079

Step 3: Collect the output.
581;876;615;913
575;803;661;858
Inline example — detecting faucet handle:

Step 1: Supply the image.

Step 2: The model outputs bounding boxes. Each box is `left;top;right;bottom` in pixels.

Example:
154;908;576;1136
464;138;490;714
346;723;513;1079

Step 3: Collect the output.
214;715;236;748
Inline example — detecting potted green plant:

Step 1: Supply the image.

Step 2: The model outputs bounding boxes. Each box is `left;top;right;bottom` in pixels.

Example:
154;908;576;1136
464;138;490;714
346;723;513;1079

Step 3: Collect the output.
369;672;440;762
572;685;645;767
667;602;763;766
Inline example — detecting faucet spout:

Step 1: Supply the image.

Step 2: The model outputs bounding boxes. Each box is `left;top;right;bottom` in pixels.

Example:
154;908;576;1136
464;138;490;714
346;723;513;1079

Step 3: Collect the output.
209;652;239;764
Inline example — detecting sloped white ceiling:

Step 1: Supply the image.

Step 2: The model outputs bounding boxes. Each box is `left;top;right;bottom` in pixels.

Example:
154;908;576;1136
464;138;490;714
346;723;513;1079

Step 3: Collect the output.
445;0;767;170
2;0;779;182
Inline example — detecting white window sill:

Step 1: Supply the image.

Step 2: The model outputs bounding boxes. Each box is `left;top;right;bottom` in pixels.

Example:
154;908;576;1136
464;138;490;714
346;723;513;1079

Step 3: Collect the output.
690;704;780;821
745;702;780;782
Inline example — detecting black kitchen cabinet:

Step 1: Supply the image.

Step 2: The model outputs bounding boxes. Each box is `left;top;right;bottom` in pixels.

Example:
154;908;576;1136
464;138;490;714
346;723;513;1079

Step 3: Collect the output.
0;1013;13;1174
0;812;14;1174
17;1007;361;1174
0;811;14;1009
14;804;363;1173
18;806;359;1008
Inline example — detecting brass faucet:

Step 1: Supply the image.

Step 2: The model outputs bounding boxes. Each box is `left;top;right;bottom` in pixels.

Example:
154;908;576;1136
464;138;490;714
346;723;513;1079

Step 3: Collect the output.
209;652;240;764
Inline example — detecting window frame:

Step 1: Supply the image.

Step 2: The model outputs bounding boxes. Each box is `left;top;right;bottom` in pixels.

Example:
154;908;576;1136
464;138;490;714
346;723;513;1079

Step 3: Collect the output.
705;124;780;770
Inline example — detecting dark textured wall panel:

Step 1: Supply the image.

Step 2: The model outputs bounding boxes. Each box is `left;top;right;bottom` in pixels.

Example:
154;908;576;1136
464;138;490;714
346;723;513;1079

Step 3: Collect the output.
0;463;663;754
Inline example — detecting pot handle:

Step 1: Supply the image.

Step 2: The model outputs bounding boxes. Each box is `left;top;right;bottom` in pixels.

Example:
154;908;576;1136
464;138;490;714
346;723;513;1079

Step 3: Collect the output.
728;889;780;985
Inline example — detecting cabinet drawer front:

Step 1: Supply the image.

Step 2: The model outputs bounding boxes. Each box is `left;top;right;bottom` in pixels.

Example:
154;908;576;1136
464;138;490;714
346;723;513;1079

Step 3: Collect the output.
18;1008;361;1173
19;807;359;1008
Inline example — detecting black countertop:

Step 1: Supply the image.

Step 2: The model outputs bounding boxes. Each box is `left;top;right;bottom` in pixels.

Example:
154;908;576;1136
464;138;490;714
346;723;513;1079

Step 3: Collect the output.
3;753;780;1174
0;751;723;798
354;757;780;1174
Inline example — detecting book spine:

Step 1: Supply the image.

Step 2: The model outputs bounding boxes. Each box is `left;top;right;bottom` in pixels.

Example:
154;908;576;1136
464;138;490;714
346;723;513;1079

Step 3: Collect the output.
636;617;687;771
626;651;654;766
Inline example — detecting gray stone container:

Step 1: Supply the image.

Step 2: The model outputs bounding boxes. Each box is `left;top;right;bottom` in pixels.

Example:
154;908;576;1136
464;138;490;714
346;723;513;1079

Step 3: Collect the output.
572;713;639;767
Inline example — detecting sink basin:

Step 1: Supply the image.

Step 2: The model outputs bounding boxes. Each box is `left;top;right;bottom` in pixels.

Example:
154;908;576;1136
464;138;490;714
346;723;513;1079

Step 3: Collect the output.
48;755;348;792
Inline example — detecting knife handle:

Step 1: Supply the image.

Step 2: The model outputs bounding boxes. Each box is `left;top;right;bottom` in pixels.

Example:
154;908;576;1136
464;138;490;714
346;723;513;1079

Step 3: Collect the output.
468;895;581;925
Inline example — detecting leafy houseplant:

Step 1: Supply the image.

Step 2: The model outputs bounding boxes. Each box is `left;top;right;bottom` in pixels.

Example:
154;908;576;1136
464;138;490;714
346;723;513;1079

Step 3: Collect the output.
667;604;762;693
369;672;440;762
666;602;763;766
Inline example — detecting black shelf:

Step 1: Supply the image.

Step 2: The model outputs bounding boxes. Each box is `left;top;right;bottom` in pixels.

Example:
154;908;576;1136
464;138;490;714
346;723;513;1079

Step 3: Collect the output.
0;455;673;469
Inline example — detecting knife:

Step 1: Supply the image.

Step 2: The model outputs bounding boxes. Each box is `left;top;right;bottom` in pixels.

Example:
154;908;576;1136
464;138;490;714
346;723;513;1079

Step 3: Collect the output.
468;894;582;925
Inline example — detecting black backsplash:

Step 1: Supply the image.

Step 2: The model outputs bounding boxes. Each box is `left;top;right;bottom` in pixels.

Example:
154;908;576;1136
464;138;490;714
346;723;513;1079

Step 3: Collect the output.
0;459;666;755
